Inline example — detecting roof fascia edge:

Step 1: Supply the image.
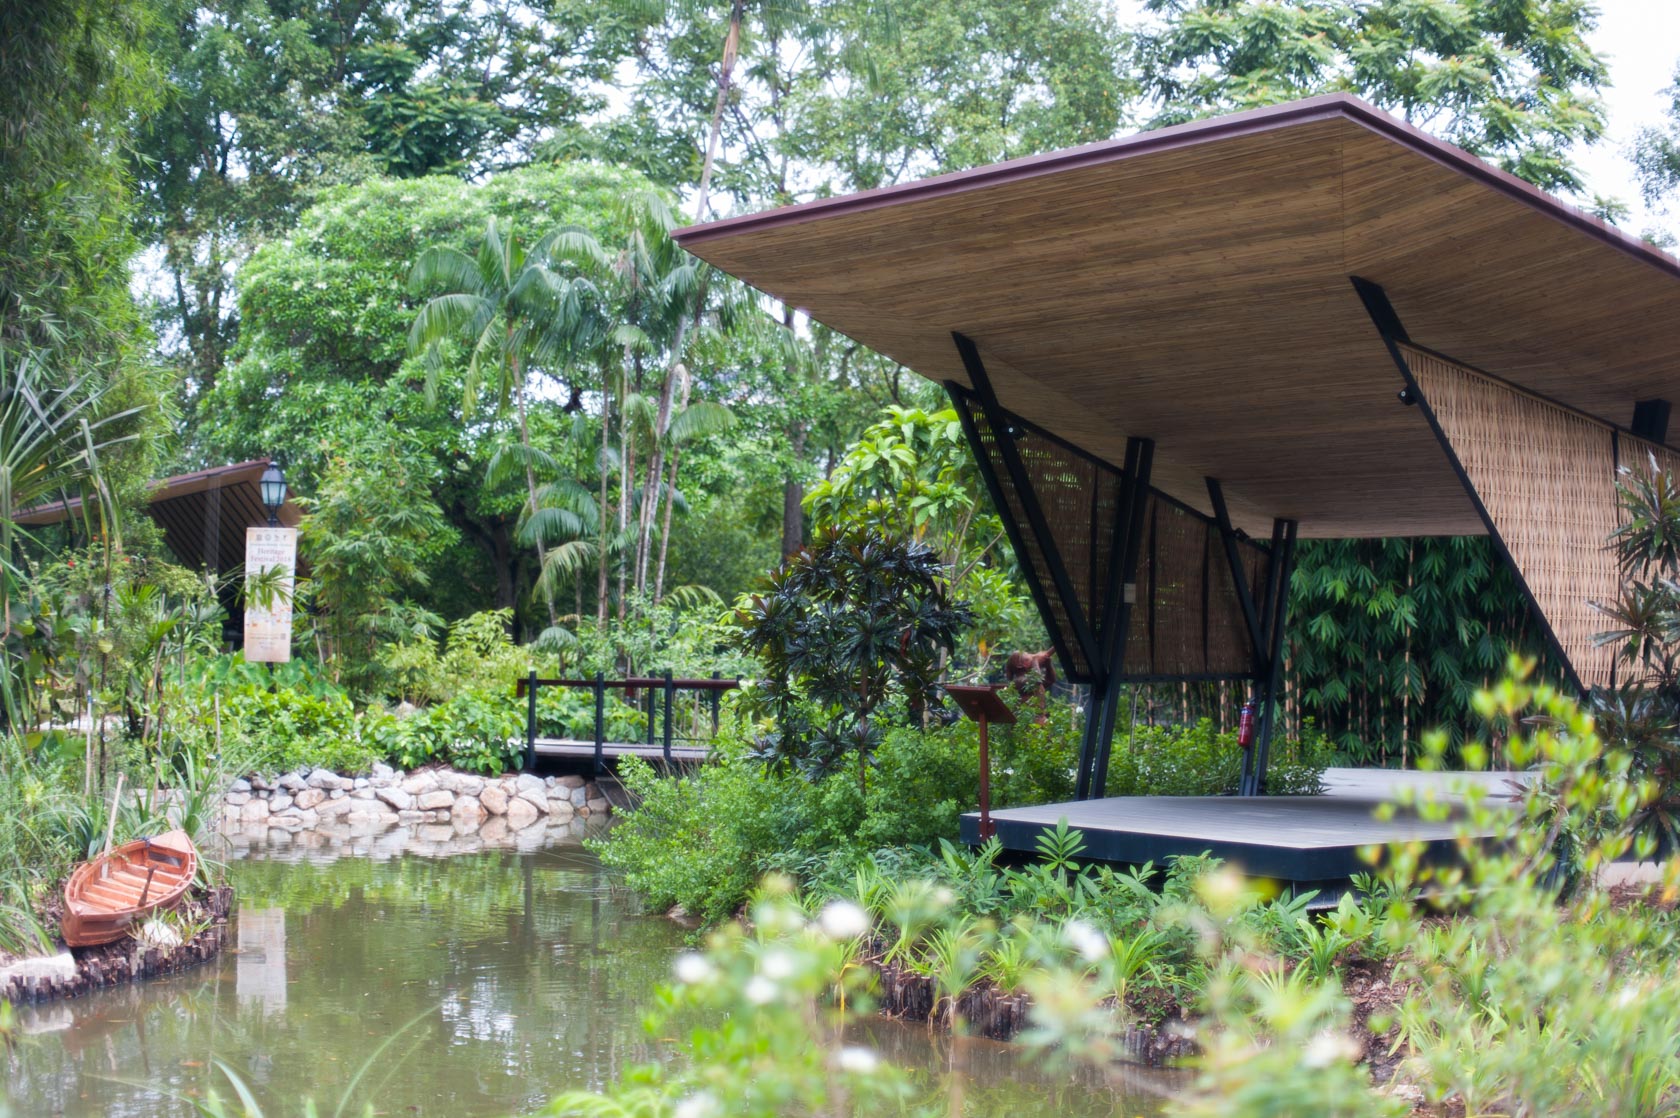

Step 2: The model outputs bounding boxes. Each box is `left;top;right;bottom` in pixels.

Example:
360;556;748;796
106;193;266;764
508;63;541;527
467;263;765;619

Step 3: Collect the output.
671;95;1356;246
673;94;1680;286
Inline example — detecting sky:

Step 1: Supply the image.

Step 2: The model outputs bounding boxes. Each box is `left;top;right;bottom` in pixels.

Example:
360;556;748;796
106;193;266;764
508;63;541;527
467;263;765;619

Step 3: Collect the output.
1575;0;1680;236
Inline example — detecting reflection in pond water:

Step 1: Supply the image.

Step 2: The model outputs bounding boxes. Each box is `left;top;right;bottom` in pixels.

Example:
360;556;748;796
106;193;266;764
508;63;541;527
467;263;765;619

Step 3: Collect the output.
6;828;1177;1116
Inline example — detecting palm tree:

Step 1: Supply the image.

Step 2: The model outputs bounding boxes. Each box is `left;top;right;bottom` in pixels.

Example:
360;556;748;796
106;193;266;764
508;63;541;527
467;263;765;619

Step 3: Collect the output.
408;219;603;619
551;192;706;612
0;350;138;726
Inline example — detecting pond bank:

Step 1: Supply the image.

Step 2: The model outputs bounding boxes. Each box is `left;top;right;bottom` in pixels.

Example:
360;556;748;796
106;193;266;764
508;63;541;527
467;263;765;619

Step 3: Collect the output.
6;826;1163;1117
2;884;233;1007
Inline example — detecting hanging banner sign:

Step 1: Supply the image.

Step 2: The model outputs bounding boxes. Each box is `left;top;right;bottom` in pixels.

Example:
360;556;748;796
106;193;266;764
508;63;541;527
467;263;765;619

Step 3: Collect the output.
244;527;298;663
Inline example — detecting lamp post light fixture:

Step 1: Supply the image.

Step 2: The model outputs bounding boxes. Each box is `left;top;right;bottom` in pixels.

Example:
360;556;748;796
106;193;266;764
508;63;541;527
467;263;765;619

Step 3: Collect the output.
259;462;287;527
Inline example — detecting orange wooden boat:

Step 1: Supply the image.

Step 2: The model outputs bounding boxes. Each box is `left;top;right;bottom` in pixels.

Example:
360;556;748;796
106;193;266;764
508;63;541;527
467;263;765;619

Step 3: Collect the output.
61;829;199;948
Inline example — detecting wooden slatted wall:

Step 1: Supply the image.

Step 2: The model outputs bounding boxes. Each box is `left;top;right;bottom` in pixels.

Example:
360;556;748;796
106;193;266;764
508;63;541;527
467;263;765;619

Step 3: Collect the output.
1401;345;1620;689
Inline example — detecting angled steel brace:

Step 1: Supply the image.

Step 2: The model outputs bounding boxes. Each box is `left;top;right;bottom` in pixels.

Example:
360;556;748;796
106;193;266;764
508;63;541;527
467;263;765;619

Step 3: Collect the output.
1349;275;1585;693
952;332;1104;676
945;381;1077;676
1249;518;1298;796
1206;477;1265;669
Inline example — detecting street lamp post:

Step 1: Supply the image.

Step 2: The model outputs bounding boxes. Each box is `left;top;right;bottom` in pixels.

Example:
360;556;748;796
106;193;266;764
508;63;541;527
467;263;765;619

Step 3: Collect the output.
259;462;287;527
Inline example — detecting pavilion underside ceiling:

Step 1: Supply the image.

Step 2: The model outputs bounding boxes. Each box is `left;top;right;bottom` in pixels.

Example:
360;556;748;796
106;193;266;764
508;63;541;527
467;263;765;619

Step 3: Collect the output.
674;96;1680;542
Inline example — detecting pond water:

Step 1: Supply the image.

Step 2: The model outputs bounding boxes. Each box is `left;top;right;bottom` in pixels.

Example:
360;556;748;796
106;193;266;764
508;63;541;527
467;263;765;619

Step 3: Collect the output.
8;826;1175;1116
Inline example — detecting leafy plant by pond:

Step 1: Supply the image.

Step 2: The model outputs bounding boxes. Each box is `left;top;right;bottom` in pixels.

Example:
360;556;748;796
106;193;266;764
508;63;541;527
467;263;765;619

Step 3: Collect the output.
594;693;1332;926
731;527;972;791
1592;455;1680;853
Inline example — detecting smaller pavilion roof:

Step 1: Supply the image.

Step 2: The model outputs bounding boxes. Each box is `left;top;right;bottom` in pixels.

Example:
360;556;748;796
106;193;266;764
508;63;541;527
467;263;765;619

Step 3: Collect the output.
17;458;303;573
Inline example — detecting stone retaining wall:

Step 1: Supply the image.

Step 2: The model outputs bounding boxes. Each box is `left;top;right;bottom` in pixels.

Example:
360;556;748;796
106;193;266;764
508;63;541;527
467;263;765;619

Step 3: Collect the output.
220;763;612;841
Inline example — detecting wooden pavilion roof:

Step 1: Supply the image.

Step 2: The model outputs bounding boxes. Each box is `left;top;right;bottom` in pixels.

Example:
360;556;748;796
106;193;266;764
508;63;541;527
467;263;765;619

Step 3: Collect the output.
673;94;1680;538
17;458;303;573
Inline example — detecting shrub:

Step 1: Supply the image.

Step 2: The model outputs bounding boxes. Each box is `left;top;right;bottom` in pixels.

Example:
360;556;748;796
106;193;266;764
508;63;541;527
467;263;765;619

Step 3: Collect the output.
221;679;382;775
377;688;525;774
1107;717;1329;797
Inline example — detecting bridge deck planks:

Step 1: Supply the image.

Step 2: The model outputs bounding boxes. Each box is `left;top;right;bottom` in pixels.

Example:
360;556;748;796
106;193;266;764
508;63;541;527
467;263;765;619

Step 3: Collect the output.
530;738;712;763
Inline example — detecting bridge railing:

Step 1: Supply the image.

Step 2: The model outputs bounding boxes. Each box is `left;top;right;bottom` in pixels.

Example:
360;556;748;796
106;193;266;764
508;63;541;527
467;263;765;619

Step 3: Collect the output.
514;671;741;773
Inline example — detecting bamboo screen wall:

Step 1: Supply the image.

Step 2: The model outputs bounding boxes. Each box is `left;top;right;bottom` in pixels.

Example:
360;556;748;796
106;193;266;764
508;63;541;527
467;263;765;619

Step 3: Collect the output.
951;385;1270;683
1400;345;1620;690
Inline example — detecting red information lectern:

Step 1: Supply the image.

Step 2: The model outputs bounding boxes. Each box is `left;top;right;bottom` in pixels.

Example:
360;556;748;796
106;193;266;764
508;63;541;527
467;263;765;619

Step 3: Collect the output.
946;684;1017;840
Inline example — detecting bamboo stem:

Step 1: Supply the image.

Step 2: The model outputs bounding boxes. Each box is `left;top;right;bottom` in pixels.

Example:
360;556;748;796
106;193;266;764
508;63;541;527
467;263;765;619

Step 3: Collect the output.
103;773;125;857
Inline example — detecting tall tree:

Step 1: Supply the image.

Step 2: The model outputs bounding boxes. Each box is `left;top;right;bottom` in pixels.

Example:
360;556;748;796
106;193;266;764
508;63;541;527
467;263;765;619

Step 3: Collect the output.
201;165;657;634
408;219;604;623
135;0;639;409
1136;0;1609;193
0;0;157;372
1634;61;1680;246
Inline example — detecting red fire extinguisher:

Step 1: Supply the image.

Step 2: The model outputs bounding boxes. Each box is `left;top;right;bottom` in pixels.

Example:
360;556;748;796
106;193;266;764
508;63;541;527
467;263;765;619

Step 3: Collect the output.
1237;701;1257;750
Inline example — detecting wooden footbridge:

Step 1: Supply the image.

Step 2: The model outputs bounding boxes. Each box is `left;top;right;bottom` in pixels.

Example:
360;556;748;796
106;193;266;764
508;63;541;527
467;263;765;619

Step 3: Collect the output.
515;673;739;773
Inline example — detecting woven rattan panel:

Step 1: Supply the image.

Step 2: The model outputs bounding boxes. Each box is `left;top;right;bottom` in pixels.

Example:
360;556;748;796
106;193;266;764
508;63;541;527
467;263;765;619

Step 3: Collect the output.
1403;345;1618;689
1127;493;1270;679
956;392;1122;679
954;384;1268;682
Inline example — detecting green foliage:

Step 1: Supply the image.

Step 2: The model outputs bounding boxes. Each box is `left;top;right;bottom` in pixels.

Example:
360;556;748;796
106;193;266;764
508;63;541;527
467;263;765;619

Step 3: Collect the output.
214;667;379;777
1137;0;1609;193
0;0;159;377
137;0;638;389
1635;63;1680;245
598;691;1331;923
1287;536;1556;764
731;527;972;786
379;609;532;706
376;690;524;775
1592;457;1680;852
295;440;454;692
1107;717;1332;797
804;404;1039;666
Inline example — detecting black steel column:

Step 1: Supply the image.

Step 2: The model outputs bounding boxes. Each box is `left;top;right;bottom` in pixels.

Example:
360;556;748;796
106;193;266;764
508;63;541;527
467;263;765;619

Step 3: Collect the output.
523;670;538;773
662;670;675;764
1250;519;1298;795
1205;478;1265;667
946;381;1077;677
1086;438;1154;799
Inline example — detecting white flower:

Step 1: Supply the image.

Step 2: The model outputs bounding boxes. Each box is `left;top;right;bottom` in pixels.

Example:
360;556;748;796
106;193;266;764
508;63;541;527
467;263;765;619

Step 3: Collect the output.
836;1046;879;1074
761;948;796;980
819;900;870;940
745;975;778;1005
1302;1030;1359;1068
1063;919;1107;962
674;1092;719;1118
673;953;713;985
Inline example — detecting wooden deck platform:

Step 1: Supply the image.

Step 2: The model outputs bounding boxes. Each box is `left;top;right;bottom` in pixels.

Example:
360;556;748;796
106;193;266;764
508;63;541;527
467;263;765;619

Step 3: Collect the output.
529;738;711;764
960;768;1526;884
